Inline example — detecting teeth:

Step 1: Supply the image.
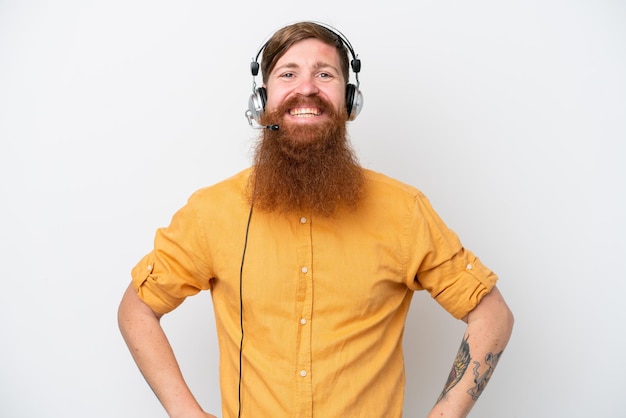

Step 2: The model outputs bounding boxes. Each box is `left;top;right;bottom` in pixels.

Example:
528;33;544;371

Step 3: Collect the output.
289;107;321;116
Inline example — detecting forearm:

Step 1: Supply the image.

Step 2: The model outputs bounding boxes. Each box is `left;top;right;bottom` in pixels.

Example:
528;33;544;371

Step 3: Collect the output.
428;286;514;418
118;284;209;418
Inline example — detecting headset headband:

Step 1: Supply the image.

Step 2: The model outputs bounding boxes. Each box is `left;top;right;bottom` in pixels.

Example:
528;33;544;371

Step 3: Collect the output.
250;21;361;89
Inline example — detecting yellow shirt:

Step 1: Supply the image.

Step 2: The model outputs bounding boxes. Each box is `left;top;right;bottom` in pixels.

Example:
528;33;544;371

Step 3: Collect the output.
131;168;497;418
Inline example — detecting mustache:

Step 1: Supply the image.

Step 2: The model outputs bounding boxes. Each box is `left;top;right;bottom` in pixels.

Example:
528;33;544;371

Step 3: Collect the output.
277;94;334;114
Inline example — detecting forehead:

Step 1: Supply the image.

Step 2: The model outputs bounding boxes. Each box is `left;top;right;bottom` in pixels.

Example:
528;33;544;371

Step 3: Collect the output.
273;38;342;70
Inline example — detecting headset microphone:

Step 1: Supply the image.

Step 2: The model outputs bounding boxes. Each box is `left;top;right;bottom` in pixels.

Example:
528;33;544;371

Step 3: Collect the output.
252;124;279;130
250;124;279;130
245;109;279;130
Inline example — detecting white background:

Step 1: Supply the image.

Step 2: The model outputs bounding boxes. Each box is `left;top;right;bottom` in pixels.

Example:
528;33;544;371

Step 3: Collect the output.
1;1;624;417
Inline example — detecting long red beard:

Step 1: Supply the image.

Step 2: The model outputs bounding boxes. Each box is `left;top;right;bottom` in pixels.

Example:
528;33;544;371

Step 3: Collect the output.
249;95;364;217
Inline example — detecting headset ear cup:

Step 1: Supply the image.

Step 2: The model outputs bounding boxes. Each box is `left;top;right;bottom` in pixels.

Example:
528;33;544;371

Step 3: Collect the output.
346;84;355;118
248;87;267;122
258;87;267;110
345;83;362;121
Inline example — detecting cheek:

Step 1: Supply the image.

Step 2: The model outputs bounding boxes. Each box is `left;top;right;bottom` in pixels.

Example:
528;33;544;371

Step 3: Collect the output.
330;89;347;112
263;81;291;112
265;91;286;112
327;83;347;105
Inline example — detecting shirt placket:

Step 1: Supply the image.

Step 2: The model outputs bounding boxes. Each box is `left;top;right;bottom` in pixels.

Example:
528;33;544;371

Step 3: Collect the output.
295;214;313;418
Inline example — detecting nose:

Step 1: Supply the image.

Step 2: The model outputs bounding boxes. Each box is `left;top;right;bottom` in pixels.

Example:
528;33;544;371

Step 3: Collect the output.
295;75;319;96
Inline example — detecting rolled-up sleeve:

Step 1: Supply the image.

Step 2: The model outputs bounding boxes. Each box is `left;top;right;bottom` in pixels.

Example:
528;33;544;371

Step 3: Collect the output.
407;192;498;319
416;247;497;319
131;192;213;315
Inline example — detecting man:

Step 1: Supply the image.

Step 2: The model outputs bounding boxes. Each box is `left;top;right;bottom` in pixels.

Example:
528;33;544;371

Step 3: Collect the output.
118;21;514;418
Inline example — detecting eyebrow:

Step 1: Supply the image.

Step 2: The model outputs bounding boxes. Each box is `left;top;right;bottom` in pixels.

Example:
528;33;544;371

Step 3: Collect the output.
274;61;340;74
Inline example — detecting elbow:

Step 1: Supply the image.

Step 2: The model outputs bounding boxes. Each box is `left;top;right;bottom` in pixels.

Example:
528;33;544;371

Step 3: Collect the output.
493;294;515;347
502;303;515;340
467;286;515;344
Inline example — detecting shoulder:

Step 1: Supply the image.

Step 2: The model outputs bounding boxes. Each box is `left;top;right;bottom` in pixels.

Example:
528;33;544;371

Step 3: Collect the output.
182;168;252;218
360;168;445;224
362;168;425;201
189;168;251;201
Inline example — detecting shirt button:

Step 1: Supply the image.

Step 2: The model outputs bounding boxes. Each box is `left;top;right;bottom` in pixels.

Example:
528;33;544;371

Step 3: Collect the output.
466;263;473;270
300;370;307;377
147;264;152;271
301;266;308;274
300;318;307;325
300;217;307;224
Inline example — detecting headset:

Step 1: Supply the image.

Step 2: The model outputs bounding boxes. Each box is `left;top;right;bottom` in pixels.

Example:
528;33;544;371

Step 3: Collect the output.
245;21;363;127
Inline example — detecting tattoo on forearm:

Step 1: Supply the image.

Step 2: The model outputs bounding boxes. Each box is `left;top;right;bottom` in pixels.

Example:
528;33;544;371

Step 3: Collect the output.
467;350;503;401
436;335;506;404
437;334;471;402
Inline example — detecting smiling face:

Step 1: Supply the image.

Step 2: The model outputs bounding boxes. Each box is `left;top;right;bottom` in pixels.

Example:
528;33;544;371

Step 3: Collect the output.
249;26;364;216
263;38;347;132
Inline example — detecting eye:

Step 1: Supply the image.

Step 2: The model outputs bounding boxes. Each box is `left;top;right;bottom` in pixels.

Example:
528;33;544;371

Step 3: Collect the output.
280;72;295;79
318;72;333;79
